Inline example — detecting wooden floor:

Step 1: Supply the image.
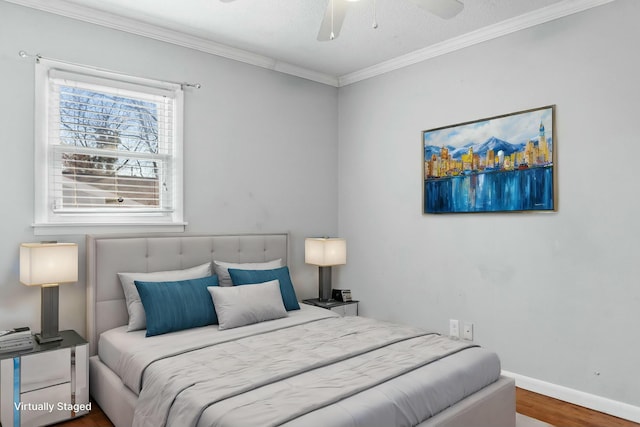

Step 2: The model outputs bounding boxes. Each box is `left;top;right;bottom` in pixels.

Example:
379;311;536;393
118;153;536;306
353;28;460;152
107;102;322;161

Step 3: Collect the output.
516;388;640;427
55;388;640;427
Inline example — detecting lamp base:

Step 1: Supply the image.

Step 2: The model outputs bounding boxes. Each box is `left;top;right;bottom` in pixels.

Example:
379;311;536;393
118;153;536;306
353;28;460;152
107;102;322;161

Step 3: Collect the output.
34;333;63;344
318;266;332;302
39;285;61;344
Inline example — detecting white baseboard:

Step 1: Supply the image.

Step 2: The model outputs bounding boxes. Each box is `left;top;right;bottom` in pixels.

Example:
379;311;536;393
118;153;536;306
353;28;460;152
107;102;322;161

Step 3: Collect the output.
502;370;640;424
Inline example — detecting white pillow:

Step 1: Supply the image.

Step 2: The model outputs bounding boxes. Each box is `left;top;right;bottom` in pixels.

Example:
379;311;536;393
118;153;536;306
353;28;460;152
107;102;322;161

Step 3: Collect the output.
208;280;287;330
213;259;283;287
118;262;212;331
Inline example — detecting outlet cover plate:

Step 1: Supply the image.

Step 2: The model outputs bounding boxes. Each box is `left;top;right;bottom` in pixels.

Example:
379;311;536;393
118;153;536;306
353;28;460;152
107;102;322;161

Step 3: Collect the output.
449;319;459;338
463;322;473;341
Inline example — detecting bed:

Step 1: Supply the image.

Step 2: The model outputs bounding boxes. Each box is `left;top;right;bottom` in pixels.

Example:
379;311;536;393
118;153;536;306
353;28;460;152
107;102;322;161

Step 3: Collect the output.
86;233;515;427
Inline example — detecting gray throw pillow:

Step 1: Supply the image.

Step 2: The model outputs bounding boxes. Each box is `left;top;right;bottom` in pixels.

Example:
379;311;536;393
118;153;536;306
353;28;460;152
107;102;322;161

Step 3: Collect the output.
208;280;287;330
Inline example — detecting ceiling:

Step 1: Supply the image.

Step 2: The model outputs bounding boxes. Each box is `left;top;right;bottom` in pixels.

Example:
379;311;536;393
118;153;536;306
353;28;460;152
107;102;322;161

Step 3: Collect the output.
8;0;613;86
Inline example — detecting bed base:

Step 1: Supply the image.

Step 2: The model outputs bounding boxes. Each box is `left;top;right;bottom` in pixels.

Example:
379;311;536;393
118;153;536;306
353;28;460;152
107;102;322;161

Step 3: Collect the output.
90;355;514;427
90;356;137;427
417;375;515;427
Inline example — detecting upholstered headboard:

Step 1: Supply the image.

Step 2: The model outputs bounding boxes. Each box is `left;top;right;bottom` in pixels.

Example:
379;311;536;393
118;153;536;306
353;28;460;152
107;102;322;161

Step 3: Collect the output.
86;233;288;355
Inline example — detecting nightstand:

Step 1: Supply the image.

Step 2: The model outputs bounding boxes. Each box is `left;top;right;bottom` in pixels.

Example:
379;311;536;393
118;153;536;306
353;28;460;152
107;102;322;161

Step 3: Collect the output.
0;330;89;427
303;298;359;316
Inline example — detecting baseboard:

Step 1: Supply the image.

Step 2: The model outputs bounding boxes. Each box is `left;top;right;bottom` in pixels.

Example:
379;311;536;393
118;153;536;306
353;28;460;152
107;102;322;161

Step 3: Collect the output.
502;370;640;424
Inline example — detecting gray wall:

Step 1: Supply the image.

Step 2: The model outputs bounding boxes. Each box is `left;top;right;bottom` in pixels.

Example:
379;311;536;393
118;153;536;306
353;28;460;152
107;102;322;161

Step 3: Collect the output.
2;0;638;412
0;2;339;336
338;0;639;407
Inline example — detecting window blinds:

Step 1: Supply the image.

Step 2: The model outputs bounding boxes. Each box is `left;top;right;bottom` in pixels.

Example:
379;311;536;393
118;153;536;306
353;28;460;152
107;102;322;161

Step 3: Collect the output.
46;68;177;213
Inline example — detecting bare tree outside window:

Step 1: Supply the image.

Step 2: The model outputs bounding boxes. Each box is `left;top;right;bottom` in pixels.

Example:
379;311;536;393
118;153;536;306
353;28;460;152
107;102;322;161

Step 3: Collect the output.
58;86;166;208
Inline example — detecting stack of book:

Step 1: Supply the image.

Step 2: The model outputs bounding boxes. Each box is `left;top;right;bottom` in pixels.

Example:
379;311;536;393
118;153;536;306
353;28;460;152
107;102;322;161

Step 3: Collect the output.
0;327;34;353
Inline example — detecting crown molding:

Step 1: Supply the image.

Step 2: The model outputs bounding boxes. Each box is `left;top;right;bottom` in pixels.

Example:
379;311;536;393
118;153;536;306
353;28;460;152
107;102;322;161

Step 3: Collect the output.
3;0;340;87
5;0;614;88
338;0;616;86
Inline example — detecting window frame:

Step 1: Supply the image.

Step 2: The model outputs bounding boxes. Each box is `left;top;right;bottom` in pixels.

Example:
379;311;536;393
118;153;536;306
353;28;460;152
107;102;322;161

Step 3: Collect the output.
33;58;185;235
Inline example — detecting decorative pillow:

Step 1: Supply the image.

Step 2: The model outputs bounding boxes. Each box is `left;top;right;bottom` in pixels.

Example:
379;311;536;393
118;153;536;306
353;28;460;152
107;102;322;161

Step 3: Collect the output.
213;259;283;287
135;275;219;337
208;280;287;330
118;262;212;331
228;266;300;311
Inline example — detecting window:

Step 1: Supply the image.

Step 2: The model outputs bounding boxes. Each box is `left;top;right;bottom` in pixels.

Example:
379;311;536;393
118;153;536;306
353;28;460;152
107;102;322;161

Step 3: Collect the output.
34;59;185;234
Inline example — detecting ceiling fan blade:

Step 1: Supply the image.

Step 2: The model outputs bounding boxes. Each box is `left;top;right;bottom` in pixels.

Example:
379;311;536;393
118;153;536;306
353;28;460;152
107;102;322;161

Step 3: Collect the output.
408;0;464;19
317;0;349;41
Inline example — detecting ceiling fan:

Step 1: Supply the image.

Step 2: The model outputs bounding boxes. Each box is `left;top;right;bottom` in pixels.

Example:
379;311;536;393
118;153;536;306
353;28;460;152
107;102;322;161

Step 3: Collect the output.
220;0;464;41
317;0;464;41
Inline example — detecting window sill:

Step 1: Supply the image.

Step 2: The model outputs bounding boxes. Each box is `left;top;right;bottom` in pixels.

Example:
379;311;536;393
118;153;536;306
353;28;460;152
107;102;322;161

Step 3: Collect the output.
32;222;187;236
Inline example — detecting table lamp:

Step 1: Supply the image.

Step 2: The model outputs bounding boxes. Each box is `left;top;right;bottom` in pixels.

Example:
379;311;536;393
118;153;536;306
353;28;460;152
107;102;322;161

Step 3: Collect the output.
20;242;78;343
305;237;346;301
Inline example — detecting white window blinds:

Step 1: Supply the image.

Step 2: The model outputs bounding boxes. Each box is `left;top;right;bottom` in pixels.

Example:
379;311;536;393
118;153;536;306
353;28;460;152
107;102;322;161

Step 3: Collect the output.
34;58;184;233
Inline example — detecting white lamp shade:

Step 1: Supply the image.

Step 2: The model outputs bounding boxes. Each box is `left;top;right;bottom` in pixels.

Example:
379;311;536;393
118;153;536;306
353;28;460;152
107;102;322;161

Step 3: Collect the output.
20;243;78;286
305;238;347;266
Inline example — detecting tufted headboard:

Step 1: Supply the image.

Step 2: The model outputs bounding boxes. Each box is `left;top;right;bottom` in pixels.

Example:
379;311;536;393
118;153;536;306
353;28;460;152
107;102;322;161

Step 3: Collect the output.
86;233;288;355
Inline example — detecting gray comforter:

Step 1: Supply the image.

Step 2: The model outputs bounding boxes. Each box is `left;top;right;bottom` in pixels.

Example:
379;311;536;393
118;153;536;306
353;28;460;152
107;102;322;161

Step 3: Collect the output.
127;315;478;427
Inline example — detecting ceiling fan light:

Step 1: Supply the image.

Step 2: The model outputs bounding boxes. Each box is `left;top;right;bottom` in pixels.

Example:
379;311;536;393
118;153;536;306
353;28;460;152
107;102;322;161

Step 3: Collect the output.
409;0;464;20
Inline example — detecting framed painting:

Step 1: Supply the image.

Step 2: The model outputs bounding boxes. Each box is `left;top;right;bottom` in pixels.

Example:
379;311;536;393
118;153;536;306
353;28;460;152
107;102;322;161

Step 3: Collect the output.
423;105;556;214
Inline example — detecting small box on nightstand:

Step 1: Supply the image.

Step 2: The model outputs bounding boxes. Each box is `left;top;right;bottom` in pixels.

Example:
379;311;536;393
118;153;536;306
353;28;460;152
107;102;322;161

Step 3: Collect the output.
332;289;352;302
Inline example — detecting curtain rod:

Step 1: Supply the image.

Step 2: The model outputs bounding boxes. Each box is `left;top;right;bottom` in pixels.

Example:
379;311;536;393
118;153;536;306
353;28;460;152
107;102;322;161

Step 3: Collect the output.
18;50;202;90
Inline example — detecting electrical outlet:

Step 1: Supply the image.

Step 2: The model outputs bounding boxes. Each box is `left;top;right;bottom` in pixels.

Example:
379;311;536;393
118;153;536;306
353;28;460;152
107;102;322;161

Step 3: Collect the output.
449;319;459;338
463;322;474;341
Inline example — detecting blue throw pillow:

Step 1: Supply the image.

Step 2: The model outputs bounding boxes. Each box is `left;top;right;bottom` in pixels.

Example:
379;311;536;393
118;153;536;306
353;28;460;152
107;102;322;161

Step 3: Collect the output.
135;275;219;337
228;266;300;311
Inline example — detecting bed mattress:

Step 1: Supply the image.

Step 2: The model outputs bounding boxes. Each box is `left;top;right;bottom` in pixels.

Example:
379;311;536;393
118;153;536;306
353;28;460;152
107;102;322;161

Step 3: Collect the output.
98;305;501;427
